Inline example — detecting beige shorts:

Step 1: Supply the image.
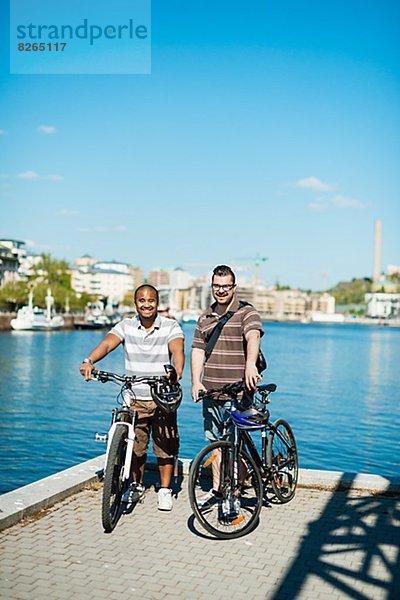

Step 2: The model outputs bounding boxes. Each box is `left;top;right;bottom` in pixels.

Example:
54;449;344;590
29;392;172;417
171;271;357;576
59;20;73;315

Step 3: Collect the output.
131;399;179;459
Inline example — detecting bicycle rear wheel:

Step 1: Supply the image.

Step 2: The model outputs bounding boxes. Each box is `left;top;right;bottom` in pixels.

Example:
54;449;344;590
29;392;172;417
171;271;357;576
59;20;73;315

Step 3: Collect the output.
267;419;298;503
188;440;263;539
102;426;129;532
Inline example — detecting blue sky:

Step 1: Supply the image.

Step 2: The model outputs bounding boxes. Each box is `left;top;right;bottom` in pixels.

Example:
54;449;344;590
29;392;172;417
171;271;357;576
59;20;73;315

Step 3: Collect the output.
1;0;399;290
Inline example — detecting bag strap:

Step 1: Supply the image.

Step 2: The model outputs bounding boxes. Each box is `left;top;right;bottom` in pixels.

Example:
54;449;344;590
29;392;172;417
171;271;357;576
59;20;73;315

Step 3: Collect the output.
205;310;235;360
205;301;250;361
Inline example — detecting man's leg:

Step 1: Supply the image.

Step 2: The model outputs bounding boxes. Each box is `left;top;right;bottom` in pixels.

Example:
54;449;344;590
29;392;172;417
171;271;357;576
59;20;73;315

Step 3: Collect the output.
132;454;146;484
158;457;174;488
131;401;151;484
152;406;179;511
202;399;230;491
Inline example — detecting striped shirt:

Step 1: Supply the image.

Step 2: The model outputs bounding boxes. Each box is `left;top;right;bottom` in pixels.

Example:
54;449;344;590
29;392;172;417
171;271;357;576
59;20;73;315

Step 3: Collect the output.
192;297;263;391
110;315;184;401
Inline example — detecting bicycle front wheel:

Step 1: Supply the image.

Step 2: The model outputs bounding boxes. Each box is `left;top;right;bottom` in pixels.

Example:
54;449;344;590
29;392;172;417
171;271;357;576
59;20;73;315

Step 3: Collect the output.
267;419;298;503
102;426;129;533
188;440;263;539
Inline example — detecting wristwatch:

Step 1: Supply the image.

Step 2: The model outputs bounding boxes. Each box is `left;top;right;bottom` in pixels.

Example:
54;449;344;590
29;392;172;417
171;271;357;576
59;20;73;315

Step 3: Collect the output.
82;358;93;365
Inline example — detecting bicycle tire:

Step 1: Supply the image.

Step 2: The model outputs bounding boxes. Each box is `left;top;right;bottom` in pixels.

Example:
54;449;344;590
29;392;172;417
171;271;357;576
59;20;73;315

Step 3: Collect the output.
188;440;263;539
102;426;128;532
267;419;298;503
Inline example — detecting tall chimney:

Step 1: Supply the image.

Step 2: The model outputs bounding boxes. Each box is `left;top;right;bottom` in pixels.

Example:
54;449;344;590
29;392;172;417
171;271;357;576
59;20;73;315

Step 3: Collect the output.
373;219;382;282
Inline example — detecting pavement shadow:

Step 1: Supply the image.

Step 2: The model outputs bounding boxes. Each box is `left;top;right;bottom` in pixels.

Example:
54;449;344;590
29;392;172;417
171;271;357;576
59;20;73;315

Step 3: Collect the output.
270;473;400;600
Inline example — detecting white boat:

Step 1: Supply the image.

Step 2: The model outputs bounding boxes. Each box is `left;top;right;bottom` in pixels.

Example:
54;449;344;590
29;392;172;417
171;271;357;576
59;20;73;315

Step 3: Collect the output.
180;310;201;324
11;290;65;331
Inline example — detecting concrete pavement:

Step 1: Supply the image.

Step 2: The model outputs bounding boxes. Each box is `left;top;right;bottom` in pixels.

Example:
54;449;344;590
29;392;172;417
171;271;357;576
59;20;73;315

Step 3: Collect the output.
1;469;399;600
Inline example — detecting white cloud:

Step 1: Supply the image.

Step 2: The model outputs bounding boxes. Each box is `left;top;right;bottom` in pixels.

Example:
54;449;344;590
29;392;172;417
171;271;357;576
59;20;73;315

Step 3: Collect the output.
330;194;368;209
0;129;6;135
18;170;41;180
295;176;336;192
308;194;369;212
44;174;64;181
17;170;63;181
77;226;127;233
37;125;58;134
56;209;79;217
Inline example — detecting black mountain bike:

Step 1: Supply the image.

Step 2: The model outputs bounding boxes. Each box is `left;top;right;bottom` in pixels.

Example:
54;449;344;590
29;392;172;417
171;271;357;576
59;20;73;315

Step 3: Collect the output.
188;381;298;539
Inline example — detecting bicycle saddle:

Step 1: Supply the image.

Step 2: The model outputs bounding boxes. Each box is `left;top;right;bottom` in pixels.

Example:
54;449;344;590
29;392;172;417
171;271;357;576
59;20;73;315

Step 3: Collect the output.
257;383;277;393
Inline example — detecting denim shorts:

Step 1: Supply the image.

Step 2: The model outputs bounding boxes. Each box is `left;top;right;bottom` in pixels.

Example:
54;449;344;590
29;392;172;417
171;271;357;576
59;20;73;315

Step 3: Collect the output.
202;397;232;442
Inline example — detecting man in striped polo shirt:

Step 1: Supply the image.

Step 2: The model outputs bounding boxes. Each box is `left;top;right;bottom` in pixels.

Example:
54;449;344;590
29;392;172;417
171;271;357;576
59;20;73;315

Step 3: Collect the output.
191;264;263;437
80;284;184;511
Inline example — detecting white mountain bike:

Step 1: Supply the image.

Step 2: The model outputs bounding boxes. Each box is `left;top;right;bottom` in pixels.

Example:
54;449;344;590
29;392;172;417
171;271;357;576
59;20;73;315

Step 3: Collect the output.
92;366;181;533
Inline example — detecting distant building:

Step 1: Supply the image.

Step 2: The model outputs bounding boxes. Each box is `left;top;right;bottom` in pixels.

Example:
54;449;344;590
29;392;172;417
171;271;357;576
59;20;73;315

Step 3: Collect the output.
169;267;191;290
253;288;336;321
365;293;400;319
387;265;400;277
71;258;139;303
148;268;170;287
306;292;335;314
236;285;255;305
72;255;98;268
371;275;398;293
0;239;26;286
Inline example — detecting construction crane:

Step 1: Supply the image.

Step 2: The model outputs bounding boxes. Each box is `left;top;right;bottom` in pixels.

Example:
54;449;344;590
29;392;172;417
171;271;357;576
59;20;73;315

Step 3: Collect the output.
233;254;269;287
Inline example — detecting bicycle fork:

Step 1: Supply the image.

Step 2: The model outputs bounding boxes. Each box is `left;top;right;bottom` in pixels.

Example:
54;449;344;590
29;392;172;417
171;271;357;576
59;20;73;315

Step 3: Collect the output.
104;421;136;481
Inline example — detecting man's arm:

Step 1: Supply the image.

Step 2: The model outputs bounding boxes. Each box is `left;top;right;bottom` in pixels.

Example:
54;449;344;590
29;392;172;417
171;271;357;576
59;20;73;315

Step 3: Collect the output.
79;332;122;381
191;347;207;402
244;329;261;390
168;337;185;380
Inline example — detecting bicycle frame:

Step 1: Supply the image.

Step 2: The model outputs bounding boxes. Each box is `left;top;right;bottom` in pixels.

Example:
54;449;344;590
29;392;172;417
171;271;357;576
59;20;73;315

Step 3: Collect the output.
227;414;295;482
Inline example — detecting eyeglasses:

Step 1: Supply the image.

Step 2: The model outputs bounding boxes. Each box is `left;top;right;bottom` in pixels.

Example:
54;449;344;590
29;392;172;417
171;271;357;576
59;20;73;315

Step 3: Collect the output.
211;284;235;291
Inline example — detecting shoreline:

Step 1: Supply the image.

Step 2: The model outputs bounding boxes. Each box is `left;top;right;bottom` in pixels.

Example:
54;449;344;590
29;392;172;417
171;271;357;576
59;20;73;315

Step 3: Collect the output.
1;312;399;331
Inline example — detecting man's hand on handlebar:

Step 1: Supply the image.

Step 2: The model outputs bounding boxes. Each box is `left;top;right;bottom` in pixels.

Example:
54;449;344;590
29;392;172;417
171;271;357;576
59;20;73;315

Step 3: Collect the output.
192;381;207;403
79;362;95;382
245;362;262;391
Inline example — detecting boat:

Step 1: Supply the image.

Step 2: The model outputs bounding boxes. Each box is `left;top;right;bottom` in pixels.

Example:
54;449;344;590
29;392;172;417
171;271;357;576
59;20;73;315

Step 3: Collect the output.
179;309;201;324
11;290;65;331
74;302;120;330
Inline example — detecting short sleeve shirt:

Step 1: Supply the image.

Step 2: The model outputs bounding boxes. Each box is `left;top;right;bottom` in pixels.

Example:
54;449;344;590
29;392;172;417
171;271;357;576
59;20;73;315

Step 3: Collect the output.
192;297;263;390
110;315;184;401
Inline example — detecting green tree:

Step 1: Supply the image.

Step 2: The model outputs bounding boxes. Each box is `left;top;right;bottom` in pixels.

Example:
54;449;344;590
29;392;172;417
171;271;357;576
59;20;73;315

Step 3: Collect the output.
330;278;372;305
0;281;30;310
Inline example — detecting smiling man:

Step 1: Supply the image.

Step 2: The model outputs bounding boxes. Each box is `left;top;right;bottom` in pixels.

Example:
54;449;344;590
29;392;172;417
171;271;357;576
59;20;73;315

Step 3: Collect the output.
79;284;184;511
191;264;263;434
190;265;264;508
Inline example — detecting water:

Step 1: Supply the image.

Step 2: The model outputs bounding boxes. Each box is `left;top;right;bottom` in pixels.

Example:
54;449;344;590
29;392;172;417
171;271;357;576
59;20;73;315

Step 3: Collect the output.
0;322;399;494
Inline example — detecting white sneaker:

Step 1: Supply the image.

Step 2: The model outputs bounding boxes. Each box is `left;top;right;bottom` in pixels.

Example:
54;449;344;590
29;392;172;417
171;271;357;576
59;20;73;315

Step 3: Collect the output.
157;488;173;511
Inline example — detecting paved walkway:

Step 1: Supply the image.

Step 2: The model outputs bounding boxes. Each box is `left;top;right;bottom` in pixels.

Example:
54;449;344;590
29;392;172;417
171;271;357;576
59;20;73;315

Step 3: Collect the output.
1;475;399;600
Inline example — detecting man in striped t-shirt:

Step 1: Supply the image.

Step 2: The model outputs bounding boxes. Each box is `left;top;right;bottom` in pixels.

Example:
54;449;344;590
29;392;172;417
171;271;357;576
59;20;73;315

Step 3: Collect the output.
80;284;184;511
191;265;263;442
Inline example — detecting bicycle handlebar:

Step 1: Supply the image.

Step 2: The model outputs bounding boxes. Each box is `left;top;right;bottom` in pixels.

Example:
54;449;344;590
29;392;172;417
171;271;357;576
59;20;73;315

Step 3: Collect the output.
198;381;277;402
91;368;170;386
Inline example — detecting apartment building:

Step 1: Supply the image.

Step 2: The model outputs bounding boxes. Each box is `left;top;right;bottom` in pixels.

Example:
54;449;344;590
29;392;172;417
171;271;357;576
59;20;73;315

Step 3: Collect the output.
365;292;400;319
0;239;26;287
71;259;140;303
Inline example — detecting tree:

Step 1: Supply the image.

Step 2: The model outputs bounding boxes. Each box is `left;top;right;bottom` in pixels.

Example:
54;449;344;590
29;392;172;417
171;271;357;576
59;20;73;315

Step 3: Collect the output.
0;281;29;311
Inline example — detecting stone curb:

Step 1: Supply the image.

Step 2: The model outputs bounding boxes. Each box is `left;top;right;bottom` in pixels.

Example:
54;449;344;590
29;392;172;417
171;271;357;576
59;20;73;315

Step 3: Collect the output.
0;454;399;532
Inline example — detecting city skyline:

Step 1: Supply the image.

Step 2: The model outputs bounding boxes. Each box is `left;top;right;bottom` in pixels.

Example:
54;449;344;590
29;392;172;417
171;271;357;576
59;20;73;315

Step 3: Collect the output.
1;1;399;290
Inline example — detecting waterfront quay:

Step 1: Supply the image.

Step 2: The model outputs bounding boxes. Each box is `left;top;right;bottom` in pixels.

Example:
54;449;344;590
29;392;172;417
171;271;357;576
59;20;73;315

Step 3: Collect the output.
1;459;399;600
